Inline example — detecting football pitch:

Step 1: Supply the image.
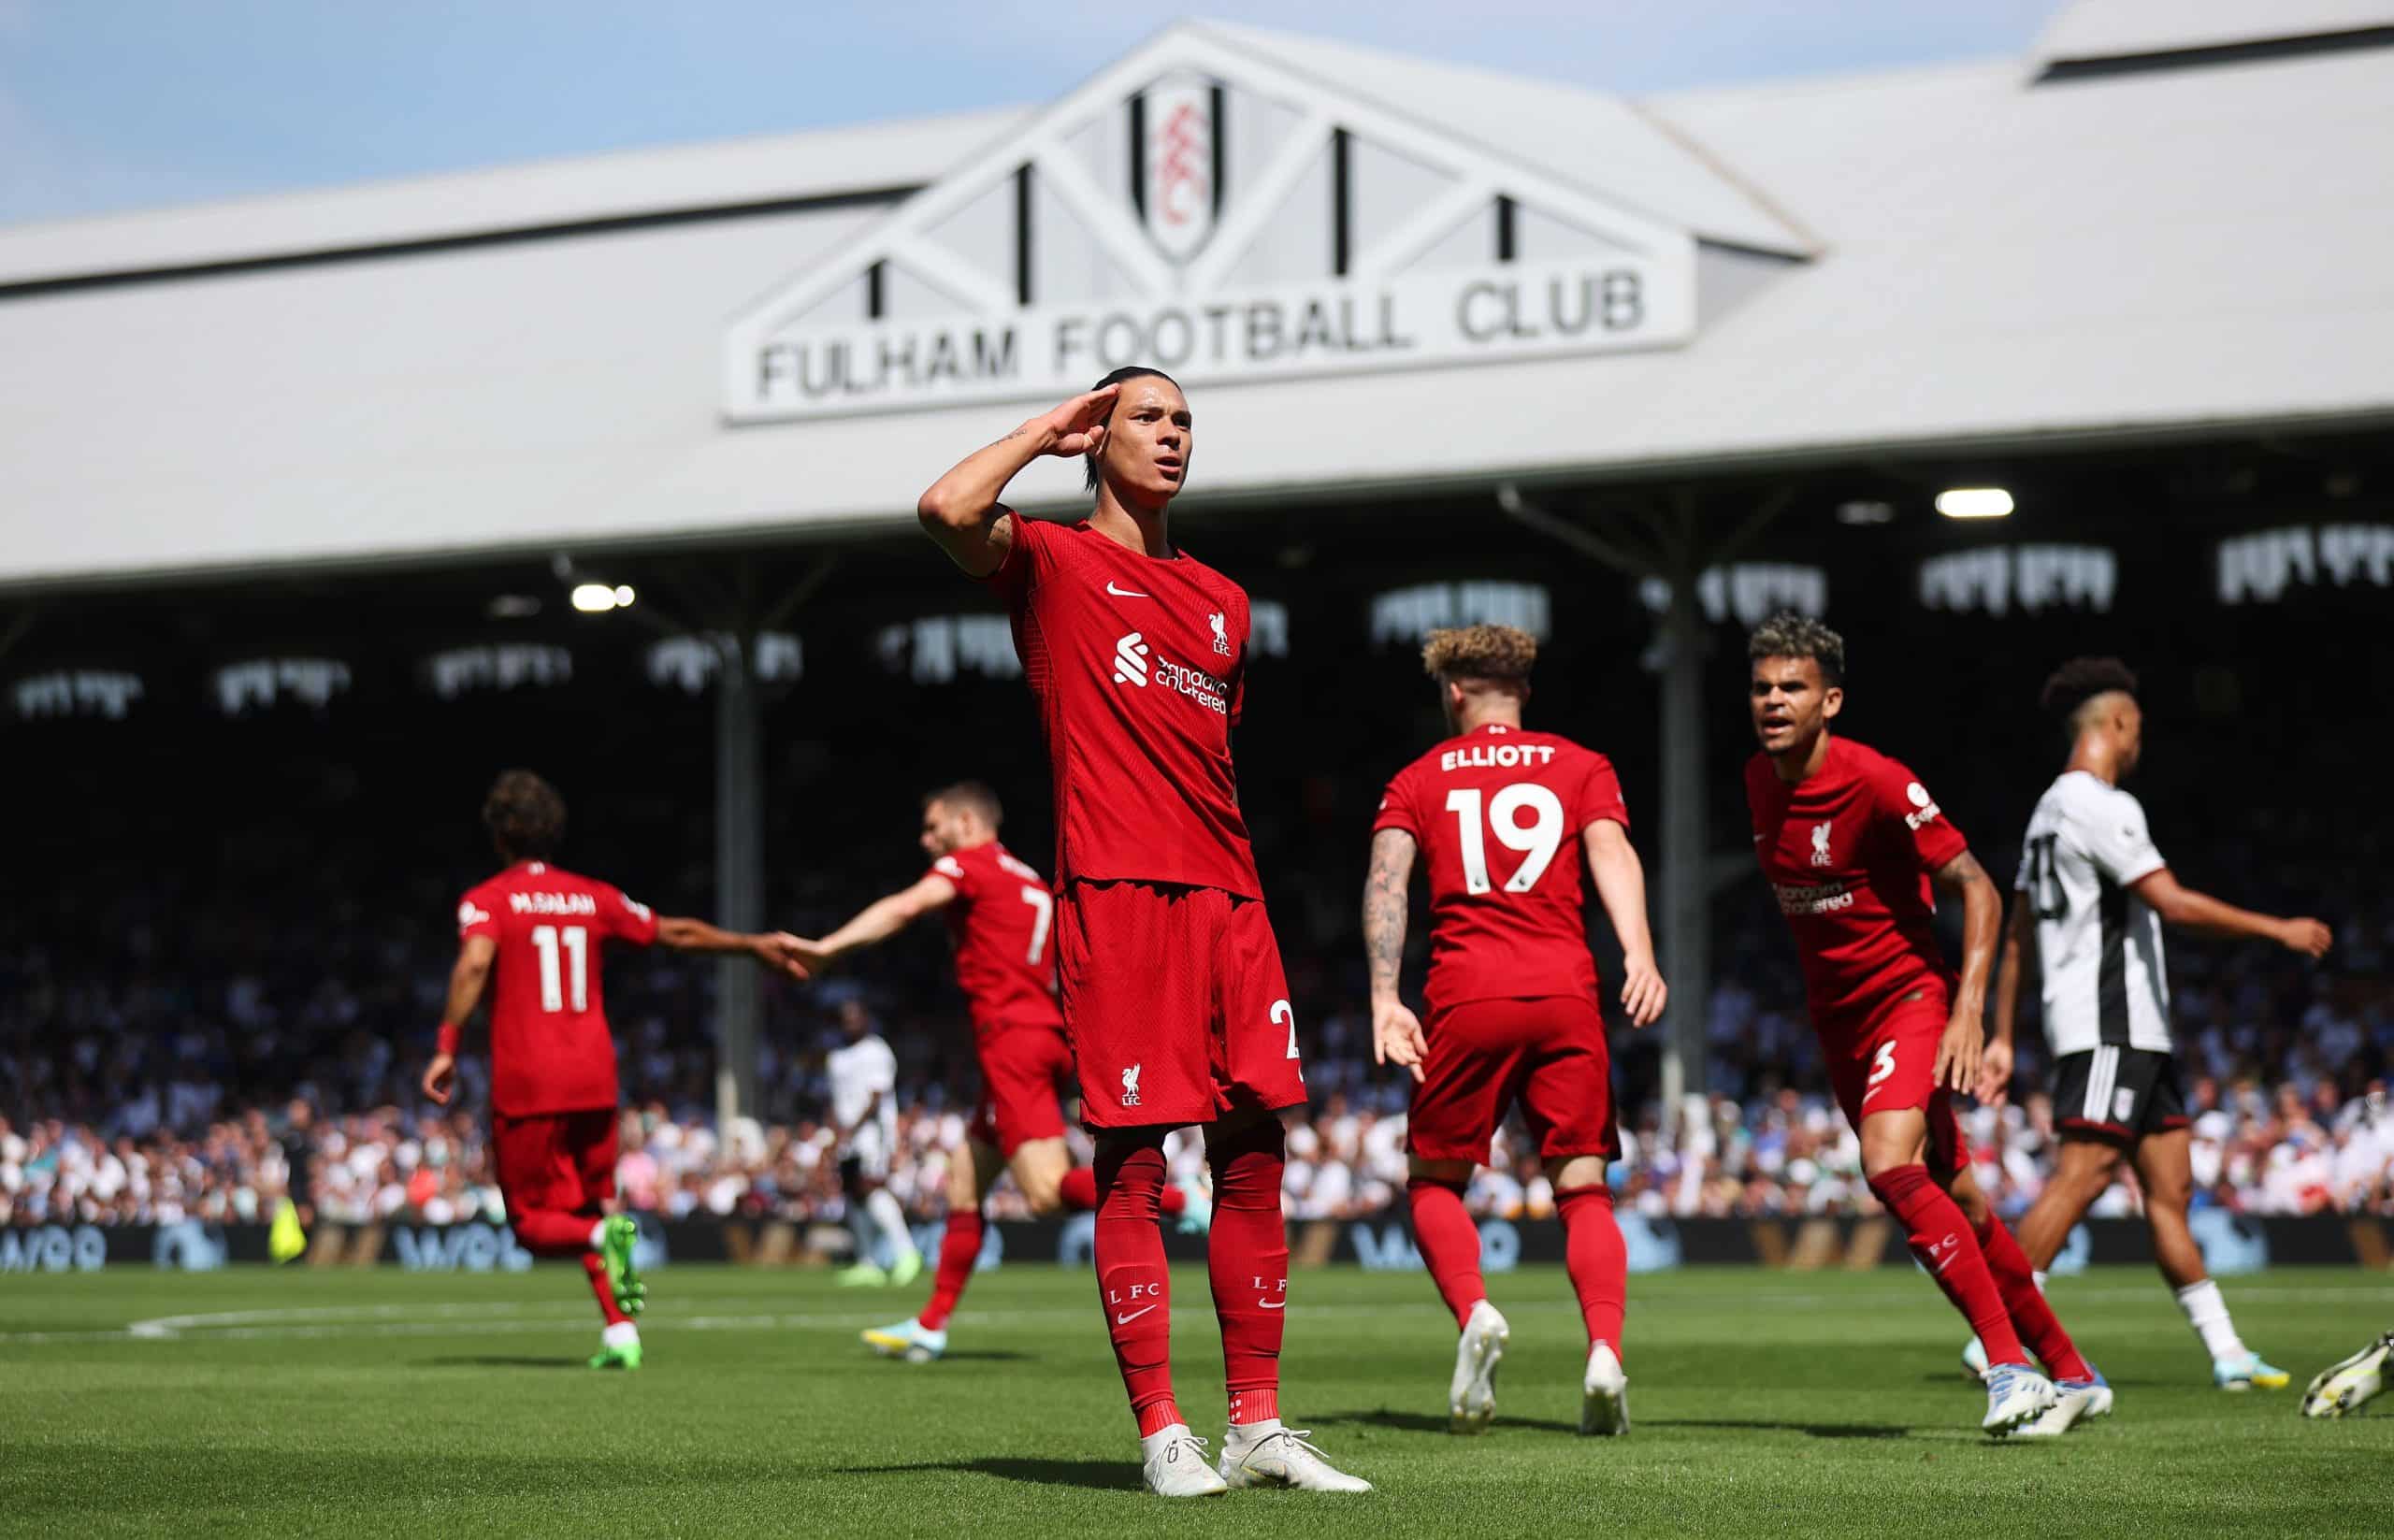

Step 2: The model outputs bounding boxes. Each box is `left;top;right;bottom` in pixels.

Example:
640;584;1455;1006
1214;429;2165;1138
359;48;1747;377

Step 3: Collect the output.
3;1264;2387;1537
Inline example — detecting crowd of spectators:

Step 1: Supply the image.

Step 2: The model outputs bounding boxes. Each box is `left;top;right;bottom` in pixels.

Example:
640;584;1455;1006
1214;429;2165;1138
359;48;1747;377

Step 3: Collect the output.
7;918;2387;1230
9;612;2389;1233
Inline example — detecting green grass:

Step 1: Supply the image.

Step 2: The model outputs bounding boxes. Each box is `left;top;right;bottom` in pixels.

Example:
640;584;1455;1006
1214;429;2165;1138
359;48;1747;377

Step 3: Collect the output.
2;1262;2388;1537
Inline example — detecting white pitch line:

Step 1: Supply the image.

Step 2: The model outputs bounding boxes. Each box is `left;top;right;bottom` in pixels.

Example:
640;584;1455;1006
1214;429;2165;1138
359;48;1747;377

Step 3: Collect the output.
0;1281;2382;1349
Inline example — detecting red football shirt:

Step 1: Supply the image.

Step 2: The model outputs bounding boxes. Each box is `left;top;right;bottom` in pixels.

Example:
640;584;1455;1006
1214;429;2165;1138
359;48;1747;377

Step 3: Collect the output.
456;860;658;1116
929;839;1064;1035
985;515;1262;898
1373;724;1631;1016
1744;735;1969;1027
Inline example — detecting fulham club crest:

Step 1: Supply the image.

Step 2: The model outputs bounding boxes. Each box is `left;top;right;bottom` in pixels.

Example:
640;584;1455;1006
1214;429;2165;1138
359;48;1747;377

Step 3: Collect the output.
1133;74;1222;264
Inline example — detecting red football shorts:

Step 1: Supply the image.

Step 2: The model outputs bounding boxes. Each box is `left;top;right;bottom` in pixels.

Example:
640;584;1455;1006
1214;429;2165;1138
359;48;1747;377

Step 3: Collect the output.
969;1022;1074;1157
1408;995;1617;1164
492;1108;618;1218
1056;879;1308;1129
1820;988;1964;1178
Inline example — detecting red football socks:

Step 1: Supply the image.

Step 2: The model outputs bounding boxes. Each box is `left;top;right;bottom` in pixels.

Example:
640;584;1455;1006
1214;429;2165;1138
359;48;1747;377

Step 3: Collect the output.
1093;1137;1179;1435
1207;1118;1288;1427
579;1250;630;1328
1868;1164;2026;1365
1555;1184;1627;1357
1973;1213;2093;1381
916;1207;986;1332
1060;1165;1186;1216
1406;1176;1486;1330
512;1208;596;1257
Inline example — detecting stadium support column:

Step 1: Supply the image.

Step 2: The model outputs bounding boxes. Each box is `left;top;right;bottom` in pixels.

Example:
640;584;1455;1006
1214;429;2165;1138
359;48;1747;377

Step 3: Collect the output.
1656;556;1706;1138
714;630;762;1130
1495;484;1789;1144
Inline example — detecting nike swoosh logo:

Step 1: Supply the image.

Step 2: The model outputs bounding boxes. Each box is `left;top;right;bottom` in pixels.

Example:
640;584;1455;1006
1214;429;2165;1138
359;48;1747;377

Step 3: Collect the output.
1258;1299;1285;1310
1105;582;1150;597
1114;1304;1158;1326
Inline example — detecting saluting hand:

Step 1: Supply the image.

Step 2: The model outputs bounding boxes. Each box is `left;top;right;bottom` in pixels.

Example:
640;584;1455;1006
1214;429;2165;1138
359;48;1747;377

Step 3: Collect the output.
1030;382;1120;457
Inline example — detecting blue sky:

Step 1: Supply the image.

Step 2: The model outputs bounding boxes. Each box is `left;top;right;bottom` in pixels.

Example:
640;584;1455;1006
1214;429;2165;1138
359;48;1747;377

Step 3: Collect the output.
0;1;2057;227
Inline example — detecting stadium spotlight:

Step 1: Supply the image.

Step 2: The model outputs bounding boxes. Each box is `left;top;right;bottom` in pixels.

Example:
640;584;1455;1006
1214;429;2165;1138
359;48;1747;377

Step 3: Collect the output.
1837;499;1896;525
570;583;620;612
1935;487;2013;519
613;584;636;607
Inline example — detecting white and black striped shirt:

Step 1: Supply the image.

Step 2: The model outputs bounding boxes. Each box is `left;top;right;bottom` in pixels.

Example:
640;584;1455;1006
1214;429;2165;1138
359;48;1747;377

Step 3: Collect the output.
2015;772;2172;1057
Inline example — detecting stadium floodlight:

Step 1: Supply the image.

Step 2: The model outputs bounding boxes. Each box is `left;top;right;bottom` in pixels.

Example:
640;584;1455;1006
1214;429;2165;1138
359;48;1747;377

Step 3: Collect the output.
1935;487;2014;519
613;584;636;607
570;583;620;612
1837;500;1895;525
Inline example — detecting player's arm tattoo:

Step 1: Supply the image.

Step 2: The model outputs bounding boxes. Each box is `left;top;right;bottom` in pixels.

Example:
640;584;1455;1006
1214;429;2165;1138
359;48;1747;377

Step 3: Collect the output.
1363;828;1418;1000
1931;850;1990;892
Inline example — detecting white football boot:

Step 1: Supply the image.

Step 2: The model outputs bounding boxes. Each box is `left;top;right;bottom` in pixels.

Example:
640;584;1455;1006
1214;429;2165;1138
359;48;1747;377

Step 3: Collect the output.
1140;1425;1228;1498
1579;1344;1630;1436
2302;1331;2391;1418
1217;1425;1372;1491
1449;1300;1509;1434
1981;1362;2061;1437
859;1318;945;1363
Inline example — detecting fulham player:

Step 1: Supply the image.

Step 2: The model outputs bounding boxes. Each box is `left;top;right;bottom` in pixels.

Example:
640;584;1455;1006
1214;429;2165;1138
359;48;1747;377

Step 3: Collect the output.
917;369;1368;1496
1741;614;2100;1437
784;782;1204;1362
1363;625;1665;1436
421;770;806;1369
1971;657;2331;1389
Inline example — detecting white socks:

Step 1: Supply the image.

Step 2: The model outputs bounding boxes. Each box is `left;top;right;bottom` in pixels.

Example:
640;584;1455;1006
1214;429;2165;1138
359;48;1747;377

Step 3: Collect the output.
865;1189;917;1262
602;1320;640;1349
1225;1418;1283;1449
2175;1279;2247;1360
587;1219;610;1251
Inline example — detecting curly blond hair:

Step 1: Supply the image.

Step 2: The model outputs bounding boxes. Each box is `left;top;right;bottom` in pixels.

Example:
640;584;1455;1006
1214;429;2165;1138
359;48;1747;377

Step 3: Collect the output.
1421;624;1537;684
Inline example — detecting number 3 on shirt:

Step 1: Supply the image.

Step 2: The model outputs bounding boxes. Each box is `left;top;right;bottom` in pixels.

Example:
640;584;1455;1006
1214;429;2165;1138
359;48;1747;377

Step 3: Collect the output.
529;924;589;1014
1444;784;1566;894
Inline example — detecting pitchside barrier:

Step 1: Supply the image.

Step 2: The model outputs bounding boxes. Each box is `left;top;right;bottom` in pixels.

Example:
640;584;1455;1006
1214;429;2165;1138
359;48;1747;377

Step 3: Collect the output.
7;1212;2392;1274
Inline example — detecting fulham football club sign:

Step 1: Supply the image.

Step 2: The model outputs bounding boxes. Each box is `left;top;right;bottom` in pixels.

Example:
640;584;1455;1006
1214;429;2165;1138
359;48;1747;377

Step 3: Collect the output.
724;26;1732;422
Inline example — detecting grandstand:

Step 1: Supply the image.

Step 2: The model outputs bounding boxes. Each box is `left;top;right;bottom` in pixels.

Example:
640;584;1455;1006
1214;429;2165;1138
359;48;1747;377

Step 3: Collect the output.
6;1;2392;1259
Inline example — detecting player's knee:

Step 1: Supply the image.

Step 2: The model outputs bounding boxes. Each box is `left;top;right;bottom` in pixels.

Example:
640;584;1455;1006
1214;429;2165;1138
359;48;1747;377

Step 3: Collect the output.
1017;1170;1064;1216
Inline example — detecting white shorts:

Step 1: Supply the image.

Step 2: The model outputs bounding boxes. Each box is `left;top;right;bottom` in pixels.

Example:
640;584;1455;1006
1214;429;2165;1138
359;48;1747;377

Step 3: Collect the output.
840;1122;890;1182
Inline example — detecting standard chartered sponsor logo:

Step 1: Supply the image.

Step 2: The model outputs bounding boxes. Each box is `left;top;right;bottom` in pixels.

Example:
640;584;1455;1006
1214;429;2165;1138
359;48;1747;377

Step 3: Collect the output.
1107;631;1228;714
1771;881;1854;915
1111;631;1151;686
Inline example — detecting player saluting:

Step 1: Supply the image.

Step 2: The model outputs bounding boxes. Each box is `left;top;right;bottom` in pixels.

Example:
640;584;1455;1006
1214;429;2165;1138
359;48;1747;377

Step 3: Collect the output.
917;369;1369;1496
1364;625;1666;1436
783;782;1206;1361
421;770;806;1369
1741;614;2102;1437
1969;657;2332;1389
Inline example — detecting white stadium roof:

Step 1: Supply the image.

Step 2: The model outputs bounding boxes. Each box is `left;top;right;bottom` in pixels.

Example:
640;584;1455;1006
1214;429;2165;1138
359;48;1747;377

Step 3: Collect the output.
3;1;2391;589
